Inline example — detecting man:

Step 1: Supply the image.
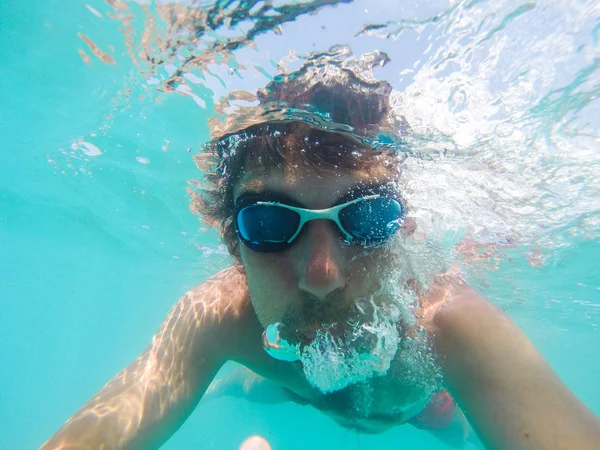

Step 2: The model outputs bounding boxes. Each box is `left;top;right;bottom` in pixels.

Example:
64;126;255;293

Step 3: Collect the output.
42;51;600;450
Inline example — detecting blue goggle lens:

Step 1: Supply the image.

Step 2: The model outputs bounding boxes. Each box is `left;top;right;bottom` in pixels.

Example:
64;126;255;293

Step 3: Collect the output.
339;197;403;243
237;205;300;251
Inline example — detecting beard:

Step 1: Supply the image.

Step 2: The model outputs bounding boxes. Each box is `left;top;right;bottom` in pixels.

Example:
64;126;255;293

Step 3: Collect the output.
264;296;405;394
300;298;403;393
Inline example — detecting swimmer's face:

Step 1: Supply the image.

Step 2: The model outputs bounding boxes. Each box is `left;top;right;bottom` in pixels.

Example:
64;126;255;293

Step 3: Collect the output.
234;162;399;340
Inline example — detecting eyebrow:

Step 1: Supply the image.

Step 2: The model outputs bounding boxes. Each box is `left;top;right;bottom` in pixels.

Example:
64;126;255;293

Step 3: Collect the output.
235;189;303;207
235;182;394;208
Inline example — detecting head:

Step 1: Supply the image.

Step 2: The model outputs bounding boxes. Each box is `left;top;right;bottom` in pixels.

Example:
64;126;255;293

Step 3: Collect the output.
191;51;415;393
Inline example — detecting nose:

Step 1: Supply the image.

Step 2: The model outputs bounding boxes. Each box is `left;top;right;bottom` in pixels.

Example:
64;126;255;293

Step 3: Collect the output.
298;220;346;300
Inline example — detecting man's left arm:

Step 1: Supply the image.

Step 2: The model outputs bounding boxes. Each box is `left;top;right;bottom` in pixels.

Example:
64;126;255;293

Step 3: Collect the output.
424;280;600;450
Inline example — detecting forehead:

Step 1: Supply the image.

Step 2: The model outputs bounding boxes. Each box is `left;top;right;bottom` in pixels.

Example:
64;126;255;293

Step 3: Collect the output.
234;164;396;208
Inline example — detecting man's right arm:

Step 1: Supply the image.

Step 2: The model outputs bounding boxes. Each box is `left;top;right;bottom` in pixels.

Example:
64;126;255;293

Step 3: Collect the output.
41;266;247;450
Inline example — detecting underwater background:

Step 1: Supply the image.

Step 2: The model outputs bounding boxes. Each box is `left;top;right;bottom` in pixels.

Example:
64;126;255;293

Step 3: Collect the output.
1;0;599;448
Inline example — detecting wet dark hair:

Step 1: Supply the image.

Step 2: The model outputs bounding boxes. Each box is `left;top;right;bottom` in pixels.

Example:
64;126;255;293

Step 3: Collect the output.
189;50;409;261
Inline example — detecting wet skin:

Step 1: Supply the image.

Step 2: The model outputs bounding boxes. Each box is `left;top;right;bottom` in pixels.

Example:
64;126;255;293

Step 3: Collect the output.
41;165;600;450
229;164;442;432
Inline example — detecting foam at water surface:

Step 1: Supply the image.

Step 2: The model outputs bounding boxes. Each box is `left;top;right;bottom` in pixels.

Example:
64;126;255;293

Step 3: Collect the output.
82;0;598;268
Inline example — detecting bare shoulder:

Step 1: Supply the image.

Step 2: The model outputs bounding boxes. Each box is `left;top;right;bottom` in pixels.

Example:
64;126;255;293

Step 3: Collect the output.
417;271;502;340
154;265;252;363
181;264;250;324
438;284;511;343
417;270;523;372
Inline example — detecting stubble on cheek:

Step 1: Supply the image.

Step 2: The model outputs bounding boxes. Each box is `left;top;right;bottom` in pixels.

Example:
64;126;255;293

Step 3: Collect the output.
274;253;297;291
245;252;298;327
345;249;387;297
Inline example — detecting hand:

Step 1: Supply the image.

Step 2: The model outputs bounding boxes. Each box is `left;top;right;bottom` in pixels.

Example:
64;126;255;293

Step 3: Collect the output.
239;435;272;450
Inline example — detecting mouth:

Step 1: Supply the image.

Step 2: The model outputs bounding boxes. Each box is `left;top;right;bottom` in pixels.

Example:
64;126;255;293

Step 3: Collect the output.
296;321;348;343
285;301;377;346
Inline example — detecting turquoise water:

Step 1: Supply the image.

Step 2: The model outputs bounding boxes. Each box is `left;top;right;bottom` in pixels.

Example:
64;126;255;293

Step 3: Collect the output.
1;1;599;449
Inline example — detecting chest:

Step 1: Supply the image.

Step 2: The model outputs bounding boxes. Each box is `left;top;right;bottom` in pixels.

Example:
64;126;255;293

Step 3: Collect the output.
234;331;434;433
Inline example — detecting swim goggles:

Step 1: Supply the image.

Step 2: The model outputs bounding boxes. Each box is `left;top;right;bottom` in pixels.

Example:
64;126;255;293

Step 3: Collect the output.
234;188;404;253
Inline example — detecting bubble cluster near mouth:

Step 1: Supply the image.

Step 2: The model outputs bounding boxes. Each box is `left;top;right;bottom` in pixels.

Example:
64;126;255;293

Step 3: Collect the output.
263;298;403;394
262;322;302;362
302;300;402;393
